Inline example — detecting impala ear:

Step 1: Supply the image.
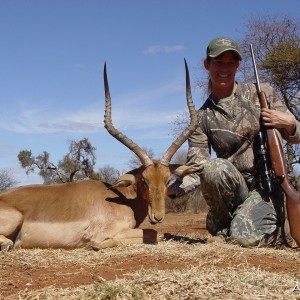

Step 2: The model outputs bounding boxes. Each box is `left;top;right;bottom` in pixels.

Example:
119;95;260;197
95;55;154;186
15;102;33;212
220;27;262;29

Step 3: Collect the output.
173;165;196;177
109;174;136;189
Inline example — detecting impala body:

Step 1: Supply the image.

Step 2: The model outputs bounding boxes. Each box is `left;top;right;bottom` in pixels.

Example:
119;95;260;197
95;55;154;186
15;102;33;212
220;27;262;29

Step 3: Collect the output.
0;61;198;250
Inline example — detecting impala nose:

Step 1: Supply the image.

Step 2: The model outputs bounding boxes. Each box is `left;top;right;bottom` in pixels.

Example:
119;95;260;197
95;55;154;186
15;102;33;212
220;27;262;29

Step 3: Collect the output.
149;214;165;224
156;214;165;223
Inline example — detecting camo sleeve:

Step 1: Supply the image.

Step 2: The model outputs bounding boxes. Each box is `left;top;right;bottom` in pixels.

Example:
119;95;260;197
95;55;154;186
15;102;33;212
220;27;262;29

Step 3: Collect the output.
186;110;211;171
261;82;300;144
285;120;300;143
172;115;211;196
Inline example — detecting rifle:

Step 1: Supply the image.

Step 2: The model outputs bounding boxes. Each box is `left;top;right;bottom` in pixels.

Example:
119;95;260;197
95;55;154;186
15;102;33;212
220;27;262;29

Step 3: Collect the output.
250;44;300;247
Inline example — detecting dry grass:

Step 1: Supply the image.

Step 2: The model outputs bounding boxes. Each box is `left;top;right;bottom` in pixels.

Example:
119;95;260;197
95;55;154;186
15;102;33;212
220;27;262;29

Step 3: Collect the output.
1;239;300;300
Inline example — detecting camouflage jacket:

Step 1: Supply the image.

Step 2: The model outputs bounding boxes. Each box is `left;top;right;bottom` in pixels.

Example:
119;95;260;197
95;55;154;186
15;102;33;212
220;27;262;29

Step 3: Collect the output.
179;82;300;194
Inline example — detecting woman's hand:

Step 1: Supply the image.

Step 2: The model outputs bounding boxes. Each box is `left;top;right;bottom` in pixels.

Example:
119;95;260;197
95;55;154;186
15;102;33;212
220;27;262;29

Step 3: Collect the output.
261;108;296;135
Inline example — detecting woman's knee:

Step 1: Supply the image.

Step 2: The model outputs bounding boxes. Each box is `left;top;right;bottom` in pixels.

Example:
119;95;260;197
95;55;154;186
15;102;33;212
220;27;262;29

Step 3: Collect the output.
229;194;279;247
230;218;278;247
229;215;262;247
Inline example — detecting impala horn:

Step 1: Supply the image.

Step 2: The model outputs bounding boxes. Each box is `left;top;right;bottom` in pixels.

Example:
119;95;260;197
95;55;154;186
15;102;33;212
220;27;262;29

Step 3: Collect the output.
160;59;199;166
104;63;153;167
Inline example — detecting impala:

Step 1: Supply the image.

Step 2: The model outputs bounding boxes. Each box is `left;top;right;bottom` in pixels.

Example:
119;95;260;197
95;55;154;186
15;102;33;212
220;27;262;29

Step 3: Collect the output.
0;61;199;251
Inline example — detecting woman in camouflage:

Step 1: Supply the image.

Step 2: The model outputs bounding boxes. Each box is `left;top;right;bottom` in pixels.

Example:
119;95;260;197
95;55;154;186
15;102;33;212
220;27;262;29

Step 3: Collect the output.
170;37;300;247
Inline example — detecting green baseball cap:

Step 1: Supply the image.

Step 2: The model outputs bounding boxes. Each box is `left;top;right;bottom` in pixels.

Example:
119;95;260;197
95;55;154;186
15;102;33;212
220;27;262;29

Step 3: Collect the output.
206;37;242;60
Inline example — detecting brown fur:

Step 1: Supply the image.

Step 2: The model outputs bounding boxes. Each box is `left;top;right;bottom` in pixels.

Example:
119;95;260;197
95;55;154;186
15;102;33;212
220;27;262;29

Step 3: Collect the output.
0;162;191;251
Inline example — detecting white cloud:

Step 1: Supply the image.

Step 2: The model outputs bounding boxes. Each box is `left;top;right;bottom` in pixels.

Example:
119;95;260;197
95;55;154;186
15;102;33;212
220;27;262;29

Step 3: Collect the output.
0;77;189;138
142;45;186;55
0;104;102;134
0;98;183;136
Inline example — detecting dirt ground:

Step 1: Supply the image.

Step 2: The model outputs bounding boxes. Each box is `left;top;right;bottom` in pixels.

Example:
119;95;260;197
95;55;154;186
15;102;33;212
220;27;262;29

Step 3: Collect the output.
1;213;300;299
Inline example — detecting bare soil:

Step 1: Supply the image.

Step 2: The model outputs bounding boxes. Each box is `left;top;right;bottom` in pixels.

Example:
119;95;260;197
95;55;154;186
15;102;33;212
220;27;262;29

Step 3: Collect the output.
1;213;300;299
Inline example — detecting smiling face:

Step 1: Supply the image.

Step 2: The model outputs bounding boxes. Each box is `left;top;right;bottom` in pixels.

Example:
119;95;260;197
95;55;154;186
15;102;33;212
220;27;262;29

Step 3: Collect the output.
204;51;240;99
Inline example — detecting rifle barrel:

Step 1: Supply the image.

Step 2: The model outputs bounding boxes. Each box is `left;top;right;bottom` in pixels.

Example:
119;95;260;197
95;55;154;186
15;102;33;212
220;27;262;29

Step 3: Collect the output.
250;44;261;93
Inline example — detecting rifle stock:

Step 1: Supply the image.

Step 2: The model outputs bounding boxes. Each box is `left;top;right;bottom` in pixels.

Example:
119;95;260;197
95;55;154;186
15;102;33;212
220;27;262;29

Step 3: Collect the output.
250;44;300;247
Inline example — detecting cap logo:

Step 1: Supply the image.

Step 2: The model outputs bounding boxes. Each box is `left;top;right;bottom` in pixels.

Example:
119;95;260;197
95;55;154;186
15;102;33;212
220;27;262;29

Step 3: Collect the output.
216;38;233;47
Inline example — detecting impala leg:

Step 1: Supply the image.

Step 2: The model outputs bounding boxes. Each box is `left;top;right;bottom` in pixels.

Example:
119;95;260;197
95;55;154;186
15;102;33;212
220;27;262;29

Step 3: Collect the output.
113;228;158;245
0;235;14;251
86;239;118;250
0;204;23;251
87;229;158;250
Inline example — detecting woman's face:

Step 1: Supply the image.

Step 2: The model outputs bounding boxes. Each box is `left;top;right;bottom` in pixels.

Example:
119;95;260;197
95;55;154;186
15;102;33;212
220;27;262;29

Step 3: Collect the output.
204;51;240;96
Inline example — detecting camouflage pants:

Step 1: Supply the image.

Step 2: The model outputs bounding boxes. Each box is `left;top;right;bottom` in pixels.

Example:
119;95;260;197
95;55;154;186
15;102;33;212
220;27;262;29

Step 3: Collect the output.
200;158;281;247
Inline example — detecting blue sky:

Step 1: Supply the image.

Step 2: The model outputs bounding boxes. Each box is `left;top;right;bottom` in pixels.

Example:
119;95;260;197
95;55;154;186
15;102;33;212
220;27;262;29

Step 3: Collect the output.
0;0;299;186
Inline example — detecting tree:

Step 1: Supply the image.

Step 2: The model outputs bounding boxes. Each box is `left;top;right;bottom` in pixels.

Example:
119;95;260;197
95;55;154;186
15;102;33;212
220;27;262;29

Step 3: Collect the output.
239;15;300;116
0;168;17;191
171;148;188;164
98;165;120;185
262;41;300;118
127;147;155;169
18;137;99;184
171;110;190;138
